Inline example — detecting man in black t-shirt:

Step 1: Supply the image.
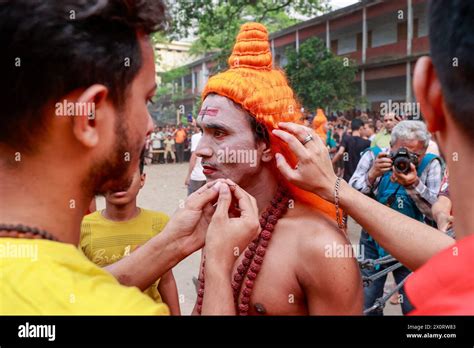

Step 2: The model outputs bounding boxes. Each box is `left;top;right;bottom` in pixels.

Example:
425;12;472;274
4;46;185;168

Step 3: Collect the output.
332;118;371;182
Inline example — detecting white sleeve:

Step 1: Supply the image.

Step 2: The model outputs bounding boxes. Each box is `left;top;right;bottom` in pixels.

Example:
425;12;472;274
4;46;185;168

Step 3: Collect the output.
191;134;201;152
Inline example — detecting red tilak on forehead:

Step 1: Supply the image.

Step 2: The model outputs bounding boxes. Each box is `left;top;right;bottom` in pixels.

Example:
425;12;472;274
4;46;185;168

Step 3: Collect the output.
198;107;219;117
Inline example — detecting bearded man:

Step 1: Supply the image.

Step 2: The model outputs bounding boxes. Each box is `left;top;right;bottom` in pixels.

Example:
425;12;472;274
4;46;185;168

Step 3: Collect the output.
0;0;258;315
193;23;363;315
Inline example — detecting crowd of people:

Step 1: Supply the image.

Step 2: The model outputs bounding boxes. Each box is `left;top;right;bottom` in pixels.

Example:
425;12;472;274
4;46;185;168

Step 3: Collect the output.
147;124;194;164
1;0;472;323
140;55;452;315
300;108;449;314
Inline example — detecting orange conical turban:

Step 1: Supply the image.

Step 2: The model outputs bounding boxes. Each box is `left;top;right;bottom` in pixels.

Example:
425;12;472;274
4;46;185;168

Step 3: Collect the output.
202;22;337;219
312;108;328;143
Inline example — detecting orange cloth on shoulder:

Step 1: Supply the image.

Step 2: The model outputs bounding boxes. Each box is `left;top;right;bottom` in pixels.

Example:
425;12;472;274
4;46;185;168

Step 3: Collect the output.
202;22;338;219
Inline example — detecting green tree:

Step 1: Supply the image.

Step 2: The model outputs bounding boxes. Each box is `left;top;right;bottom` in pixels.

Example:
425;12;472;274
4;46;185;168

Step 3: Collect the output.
166;0;331;73
284;37;359;112
160;66;190;85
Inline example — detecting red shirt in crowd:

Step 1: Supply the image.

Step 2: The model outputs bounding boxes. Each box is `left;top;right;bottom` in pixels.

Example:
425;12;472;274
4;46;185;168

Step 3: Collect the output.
405;234;474;315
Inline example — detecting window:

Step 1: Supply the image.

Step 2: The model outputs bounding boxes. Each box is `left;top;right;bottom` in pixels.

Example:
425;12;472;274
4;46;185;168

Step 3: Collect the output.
275;54;281;67
397;21;407;41
397;18;419;41
356;30;372;50
331;39;338;54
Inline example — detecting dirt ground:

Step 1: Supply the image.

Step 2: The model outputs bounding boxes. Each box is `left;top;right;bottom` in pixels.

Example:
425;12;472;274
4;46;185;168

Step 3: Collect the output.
97;162;402;315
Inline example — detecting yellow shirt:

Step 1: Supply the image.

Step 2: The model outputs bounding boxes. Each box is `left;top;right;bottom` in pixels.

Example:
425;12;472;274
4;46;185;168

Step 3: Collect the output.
80;208;169;303
371;129;391;148
0;238;169;315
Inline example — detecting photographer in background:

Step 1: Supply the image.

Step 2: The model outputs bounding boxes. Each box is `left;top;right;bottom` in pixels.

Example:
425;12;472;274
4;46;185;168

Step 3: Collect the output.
349;120;442;315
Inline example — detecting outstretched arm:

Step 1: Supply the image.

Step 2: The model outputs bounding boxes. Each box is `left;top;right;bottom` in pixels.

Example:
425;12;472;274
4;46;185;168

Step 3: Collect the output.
272;122;454;271
432;195;453;232
336;180;454;270
104;181;220;290
331;145;345;164
158;270;181;315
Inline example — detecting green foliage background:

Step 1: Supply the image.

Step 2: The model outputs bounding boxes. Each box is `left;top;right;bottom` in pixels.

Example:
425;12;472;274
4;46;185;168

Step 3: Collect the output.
284;37;359;112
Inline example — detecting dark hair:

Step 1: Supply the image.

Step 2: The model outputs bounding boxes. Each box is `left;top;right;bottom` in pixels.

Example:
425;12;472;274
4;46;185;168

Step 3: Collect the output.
351;118;364;131
429;0;474;137
0;0;166;152
247;114;270;145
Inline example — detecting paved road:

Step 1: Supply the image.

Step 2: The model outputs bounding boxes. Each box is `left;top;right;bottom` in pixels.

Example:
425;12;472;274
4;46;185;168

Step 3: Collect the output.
97;162;402;315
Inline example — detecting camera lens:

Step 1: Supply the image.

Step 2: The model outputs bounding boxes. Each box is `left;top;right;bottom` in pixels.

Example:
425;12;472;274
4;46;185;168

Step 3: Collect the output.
394;157;410;174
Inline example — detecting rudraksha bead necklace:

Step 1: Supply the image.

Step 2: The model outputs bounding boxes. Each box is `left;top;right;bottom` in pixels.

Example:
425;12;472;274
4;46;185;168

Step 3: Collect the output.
197;186;292;315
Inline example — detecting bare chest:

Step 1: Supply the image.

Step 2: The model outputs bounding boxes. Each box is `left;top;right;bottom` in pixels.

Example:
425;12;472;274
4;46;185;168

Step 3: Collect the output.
230;228;307;315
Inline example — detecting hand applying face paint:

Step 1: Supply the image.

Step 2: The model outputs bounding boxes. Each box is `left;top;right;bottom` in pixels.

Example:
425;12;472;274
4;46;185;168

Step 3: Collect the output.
163;180;224;260
205;180;260;270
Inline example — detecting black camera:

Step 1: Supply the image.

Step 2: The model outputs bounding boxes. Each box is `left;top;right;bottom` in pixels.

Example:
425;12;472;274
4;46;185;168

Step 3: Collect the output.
389;147;419;174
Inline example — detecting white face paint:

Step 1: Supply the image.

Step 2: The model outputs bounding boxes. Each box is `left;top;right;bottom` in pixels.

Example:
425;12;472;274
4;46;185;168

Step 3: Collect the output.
195;94;268;188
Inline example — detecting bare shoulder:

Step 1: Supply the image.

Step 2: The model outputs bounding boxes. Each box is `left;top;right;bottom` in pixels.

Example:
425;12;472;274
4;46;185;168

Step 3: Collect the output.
281;202;359;287
281;202;363;314
282;202;350;258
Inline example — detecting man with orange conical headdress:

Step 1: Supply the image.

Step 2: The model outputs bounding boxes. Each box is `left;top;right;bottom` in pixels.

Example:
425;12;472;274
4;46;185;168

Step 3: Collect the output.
312;108;328;144
193;23;362;315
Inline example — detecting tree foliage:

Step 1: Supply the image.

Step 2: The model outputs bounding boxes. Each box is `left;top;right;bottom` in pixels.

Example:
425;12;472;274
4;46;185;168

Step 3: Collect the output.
284;37;359;112
165;0;331;72
160;66;190;84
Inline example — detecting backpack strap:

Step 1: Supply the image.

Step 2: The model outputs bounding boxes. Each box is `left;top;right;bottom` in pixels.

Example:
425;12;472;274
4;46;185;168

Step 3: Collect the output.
363;146;383;160
371;146;382;157
416;153;441;176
